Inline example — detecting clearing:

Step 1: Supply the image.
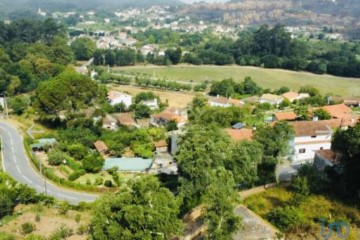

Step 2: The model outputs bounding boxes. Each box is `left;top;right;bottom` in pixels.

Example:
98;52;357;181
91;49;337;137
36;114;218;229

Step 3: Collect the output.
113;65;360;97
110;84;196;108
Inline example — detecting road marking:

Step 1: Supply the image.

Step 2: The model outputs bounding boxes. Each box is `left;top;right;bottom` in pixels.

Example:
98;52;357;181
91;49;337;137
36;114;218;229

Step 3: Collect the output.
57;193;78;200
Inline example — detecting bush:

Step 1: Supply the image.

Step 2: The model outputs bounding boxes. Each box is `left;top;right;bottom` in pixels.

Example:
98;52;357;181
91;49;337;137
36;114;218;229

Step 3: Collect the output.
21;222;36;235
75;214;81;223
76;224;88;235
48;150;68;166
104;180;113;188
267;206;307;232
68;170;86;181
58;201;70;215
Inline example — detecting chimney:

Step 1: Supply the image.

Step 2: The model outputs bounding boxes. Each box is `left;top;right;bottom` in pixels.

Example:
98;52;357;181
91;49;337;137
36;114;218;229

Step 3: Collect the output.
217;94;220;98
313;116;319;122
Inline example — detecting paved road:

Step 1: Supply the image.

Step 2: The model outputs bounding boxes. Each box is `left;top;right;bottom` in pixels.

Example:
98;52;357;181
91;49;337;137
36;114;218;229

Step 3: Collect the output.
0;121;98;205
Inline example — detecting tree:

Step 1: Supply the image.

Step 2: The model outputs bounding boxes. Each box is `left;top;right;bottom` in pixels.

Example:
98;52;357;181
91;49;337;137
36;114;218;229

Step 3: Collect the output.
134;104;151;119
82;153;104;173
299;85;320;97
331;123;360;199
48;149;68;166
90;176;183;240
165;47;182;65
255;122;294;183
313;108;331;120
71;37;96;61
227;141;263;186
10;96;28;115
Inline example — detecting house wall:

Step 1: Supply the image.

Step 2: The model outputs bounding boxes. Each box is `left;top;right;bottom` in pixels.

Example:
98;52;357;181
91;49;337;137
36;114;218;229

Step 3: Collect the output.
259;99;283;106
156;146;168;153
209;102;231;108
292;134;332;162
314;154;334;171
110;95;132;108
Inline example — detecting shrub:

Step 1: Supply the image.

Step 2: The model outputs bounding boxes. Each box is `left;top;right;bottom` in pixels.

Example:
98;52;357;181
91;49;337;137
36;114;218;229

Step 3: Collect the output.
68;170;86;181
35;214;41;222
48;150;68;166
75;214;81;224
104;180;113;188
267;206;307;232
94;177;103;186
58;201;70;215
76;224;88;235
21;222;36;235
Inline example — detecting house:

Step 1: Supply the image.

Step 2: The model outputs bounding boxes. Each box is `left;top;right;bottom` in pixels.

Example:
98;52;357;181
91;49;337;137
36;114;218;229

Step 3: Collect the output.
289;121;333;162
102;114;118;131
260;94;284;106
232;122;246;129
208;96;244;108
282;92;309;102
154;140;168;153
103;158;153;172
75;66;88;75
225;129;253;142
241;96;260;104
108;91;132;108
141;98;159;110
320;104;353;119
314;149;341;171
344;98;360;107
273;111;297;121
151;108;188;128
315;104;359;128
117;113;139;128
94;140;109;154
30;138;57;151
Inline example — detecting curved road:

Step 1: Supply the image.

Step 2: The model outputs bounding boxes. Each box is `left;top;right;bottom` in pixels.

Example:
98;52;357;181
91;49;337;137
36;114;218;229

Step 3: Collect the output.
0;121;98;205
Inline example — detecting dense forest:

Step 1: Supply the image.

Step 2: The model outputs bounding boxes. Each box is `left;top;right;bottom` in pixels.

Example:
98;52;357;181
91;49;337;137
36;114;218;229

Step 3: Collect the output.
0;19;73;94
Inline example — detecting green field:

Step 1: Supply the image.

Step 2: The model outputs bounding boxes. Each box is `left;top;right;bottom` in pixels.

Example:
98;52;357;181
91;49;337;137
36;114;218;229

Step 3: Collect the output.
114;65;360;97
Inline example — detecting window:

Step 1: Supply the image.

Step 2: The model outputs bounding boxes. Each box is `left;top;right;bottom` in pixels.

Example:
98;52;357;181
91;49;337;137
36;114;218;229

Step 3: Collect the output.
299;148;306;154
320;147;324;150
311;135;317;138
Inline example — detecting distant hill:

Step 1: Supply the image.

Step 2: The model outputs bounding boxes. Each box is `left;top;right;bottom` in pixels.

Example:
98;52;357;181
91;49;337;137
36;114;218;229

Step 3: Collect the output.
0;0;183;13
181;0;360;37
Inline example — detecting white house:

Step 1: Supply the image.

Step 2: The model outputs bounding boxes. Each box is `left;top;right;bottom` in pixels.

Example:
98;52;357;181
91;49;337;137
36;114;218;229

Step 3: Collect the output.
289;121;333;163
282;92;310;103
208;96;244;108
260;94;284;106
108;91;132;108
141;99;159;110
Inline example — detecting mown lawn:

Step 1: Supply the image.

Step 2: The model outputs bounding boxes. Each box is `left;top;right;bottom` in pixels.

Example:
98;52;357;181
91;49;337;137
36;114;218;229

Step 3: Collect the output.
114;65;360;97
244;187;360;239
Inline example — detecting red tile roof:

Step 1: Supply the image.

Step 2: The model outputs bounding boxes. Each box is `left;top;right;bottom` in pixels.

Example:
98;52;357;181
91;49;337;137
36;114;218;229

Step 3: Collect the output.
289;121;331;136
315;149;341;165
117;113;137;126
94;140;108;152
274;112;297;121
320;104;353;119
282;92;299;100
225;129;253;141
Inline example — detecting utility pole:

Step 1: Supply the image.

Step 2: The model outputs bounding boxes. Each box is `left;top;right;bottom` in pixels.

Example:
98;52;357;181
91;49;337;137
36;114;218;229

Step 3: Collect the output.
39;160;47;195
3;93;9;119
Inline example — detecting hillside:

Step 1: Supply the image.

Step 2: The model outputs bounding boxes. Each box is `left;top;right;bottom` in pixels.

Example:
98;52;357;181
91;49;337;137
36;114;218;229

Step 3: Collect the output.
181;0;360;37
0;0;183;13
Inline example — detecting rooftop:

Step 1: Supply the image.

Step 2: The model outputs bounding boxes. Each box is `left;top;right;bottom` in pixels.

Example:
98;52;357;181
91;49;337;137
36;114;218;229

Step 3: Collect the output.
320;104;353;119
315;149;341;165
94;140;108;152
225;129;253;141
117;113;137;126
289;121;332;136
260;94;283;102
104;158;153;172
155;140;168;148
108;91;132;101
274;111;297;121
282;91;299;100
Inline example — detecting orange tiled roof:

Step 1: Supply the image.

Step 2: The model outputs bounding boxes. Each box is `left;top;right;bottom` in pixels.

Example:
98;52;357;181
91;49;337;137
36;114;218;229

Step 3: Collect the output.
315;149;341;164
225;129;253;141
274;112;297;121
117;113;137;126
282;92;299;100
320;104;353;119
108;91;131;101
94;140;108;152
289;121;331;136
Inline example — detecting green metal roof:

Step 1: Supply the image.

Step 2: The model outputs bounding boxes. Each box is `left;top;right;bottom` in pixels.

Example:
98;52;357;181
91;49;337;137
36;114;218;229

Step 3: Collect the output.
38;138;57;145
104;158;153;172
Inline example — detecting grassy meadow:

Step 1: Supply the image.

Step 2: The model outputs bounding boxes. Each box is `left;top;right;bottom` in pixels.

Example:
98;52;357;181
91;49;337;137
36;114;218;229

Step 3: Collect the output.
114;65;360;97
